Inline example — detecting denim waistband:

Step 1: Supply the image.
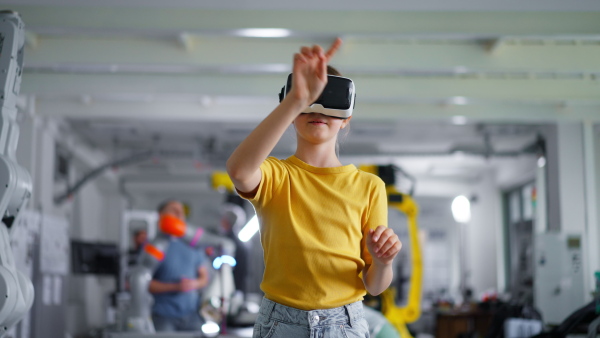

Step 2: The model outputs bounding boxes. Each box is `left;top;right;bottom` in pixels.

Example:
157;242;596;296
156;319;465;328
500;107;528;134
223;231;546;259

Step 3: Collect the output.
258;297;365;328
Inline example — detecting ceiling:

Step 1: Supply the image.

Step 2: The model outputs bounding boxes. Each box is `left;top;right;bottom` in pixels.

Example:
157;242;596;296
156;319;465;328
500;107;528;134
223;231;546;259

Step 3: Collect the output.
6;1;600;192
7;0;600;12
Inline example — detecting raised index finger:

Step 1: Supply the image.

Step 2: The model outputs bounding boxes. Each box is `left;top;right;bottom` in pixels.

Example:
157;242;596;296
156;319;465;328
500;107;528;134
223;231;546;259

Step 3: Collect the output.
324;37;343;61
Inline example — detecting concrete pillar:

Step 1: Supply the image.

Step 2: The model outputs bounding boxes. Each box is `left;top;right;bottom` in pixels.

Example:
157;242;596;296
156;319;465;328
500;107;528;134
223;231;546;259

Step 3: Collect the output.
534;122;588;324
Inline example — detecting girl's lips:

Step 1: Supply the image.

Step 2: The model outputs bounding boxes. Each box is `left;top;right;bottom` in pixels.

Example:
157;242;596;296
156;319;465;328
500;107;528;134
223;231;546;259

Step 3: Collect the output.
309;120;326;124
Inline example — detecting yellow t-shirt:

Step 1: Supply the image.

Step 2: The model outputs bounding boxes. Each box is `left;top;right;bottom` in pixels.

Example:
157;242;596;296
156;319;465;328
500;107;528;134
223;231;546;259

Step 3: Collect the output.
238;156;388;310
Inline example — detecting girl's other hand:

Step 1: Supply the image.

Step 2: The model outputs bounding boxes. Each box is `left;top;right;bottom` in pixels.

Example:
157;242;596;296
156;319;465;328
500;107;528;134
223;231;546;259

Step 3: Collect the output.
289;37;343;106
366;225;402;266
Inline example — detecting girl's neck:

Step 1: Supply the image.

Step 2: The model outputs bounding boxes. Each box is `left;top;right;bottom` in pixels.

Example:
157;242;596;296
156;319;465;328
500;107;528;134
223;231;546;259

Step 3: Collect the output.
294;141;342;168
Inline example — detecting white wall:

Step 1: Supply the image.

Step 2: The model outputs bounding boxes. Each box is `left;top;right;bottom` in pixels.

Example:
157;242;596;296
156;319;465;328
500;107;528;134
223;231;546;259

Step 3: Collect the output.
68;163;125;334
407;196;458;302
401;172;510;300
414;171;505;299
466;170;502;297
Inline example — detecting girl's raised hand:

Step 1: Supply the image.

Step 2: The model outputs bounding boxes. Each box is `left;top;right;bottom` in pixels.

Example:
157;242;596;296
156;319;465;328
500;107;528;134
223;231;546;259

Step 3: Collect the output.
290;37;343;106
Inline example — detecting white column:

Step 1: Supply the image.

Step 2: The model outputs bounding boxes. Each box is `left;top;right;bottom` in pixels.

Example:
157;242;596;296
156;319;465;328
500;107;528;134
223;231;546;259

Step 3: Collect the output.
556;122;587;299
534;122;587;324
467;169;500;297
583;121;599;295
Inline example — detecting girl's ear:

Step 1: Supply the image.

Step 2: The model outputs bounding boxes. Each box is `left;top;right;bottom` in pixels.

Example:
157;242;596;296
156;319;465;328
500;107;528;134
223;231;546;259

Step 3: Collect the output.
341;116;352;129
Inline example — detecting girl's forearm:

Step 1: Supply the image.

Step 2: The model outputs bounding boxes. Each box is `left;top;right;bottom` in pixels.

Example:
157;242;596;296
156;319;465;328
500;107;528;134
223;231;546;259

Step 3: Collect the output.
363;261;394;296
226;95;307;188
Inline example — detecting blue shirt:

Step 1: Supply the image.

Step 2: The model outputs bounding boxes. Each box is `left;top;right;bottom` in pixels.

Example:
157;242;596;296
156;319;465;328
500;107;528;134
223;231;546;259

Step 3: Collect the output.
152;238;206;318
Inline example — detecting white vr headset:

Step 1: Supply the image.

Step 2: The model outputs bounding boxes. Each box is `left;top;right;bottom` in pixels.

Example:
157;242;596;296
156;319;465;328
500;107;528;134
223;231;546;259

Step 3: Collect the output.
278;73;356;119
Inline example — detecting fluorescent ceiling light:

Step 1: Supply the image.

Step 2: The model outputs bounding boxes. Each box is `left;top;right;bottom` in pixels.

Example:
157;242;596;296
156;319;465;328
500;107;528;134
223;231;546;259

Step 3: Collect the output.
449;96;468;105
452;195;471;223
238;214;259;242
452;115;468;125
537;156;546;168
454;66;469;74
235;28;292;38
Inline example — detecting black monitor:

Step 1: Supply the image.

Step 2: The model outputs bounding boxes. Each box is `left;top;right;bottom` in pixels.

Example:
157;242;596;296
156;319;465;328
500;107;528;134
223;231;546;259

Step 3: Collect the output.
71;240;120;276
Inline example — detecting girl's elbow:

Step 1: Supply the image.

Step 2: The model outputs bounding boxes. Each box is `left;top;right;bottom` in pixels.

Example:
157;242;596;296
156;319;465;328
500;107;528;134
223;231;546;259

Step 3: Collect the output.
366;286;385;296
363;279;383;296
225;159;241;180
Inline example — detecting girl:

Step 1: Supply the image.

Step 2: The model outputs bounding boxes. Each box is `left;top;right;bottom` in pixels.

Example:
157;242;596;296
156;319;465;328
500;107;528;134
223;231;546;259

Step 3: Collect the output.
226;38;402;338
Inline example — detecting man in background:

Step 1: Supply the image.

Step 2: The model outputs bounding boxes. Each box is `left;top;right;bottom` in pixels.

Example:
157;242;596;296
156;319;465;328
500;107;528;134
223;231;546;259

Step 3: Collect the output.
149;199;210;332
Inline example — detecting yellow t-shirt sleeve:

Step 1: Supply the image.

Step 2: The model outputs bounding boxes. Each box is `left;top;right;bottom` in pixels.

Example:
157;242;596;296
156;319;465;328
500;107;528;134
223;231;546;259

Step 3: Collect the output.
361;178;388;265
236;157;285;208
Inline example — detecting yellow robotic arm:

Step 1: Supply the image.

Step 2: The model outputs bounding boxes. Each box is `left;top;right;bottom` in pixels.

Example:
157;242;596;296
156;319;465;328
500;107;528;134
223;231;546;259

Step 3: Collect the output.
360;165;423;338
211;171;235;193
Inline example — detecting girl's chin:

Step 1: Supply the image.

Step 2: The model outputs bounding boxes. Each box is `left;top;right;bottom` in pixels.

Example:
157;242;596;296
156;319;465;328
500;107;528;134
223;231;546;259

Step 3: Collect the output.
300;134;336;144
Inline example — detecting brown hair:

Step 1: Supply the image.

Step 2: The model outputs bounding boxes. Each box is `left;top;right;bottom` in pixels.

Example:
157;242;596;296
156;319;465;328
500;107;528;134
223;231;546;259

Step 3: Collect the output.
327;65;342;76
157;199;179;213
328;65;349;158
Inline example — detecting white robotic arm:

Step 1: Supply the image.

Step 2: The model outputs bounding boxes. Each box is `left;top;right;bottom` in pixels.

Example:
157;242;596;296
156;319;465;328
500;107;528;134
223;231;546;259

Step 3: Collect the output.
0;10;34;338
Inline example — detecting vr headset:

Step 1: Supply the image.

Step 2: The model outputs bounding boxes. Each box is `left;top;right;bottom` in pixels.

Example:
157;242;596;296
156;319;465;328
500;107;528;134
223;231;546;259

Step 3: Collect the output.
278;73;355;119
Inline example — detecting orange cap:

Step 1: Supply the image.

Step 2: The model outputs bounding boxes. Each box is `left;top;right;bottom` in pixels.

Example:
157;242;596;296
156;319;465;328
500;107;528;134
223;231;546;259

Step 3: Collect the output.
159;214;186;237
144;244;165;261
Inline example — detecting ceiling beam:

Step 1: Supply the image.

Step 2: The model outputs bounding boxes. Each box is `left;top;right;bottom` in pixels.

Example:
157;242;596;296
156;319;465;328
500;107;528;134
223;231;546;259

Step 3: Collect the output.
22;73;600;100
11;7;600;35
21;36;600;71
30;97;600;122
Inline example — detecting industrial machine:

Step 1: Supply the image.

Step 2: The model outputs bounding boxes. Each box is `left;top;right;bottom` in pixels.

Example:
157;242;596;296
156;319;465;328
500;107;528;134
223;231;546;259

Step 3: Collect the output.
0;11;34;338
360;165;423;338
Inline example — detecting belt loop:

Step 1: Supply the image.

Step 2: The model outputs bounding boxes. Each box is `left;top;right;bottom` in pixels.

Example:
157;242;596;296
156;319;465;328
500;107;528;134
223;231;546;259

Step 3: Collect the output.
344;303;356;328
261;298;276;324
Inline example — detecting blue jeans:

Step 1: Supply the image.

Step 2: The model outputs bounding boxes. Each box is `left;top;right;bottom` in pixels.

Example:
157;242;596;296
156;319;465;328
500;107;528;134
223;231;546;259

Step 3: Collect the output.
253;297;370;338
152;312;205;332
